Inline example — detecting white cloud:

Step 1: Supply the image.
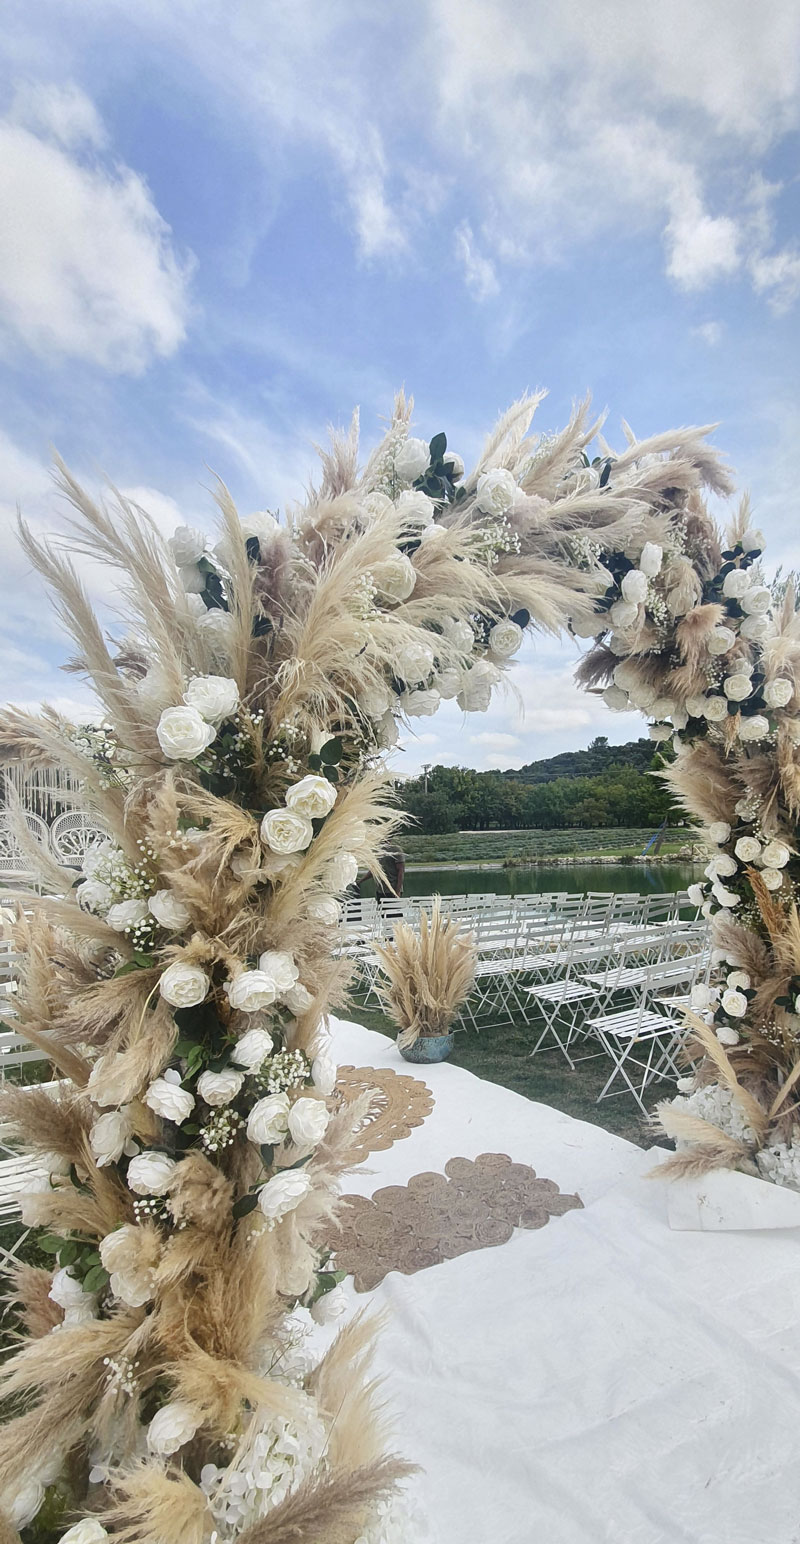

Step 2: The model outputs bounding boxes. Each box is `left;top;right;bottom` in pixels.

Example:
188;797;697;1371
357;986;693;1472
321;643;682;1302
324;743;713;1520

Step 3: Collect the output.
665;196;740;290
0;88;192;371
9;80;106;149
454;222;499;301
692;321;724;347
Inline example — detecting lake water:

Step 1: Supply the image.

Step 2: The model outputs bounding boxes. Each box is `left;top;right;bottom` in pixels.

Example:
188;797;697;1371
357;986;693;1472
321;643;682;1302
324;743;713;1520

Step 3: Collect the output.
364;861;702;899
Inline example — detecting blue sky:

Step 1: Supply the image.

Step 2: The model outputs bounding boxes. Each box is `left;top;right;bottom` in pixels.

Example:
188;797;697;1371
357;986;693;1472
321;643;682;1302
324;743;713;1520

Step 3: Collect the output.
1;0;799;775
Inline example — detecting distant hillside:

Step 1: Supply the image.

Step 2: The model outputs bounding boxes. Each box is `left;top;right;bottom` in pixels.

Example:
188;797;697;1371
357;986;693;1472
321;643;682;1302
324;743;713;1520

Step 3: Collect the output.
504;736;657;784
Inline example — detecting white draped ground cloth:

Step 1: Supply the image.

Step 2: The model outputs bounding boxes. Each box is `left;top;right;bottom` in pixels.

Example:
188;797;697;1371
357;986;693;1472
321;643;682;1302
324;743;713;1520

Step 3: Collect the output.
327;1018;800;1544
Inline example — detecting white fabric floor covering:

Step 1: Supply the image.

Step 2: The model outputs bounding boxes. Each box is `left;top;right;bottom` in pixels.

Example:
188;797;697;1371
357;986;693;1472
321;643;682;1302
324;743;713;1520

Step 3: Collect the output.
327;1018;800;1544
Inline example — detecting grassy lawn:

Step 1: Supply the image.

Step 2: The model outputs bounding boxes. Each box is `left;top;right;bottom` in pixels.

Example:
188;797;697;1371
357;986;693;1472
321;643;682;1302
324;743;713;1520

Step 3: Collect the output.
347;995;670;1148
401;825;695;865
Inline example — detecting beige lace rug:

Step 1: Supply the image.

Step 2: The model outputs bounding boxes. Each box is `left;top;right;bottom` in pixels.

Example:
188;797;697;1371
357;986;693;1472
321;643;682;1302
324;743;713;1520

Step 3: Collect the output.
327;1152;583;1291
334;1063;435;1161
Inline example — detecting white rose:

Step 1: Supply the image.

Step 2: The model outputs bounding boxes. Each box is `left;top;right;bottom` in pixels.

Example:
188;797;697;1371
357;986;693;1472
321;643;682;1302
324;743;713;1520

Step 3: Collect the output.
283;981;314;1015
723;673;752;702
717;1025;740;1046
765;678;793;708
100;1229;155;1308
258;950;299;994
258;1168;312;1222
149;889;191;931
435;667;463;701
377;710;398;748
285;774;338;820
76;878;114;914
690;983;715;1010
740;613;770;641
708;821;731;844
603;684;630;712
247;1093;290;1145
310;1284;347;1324
159;961;210;1009
307;896;341;927
475;468;516;515
394;437;431;483
371;551;417;603
198;609;236;652
420;520;447;544
638;542;663;577
49;1267;92;1310
609;599;639;631
444;451;465;480
197;1068;244;1106
649;724;672;742
82;839;115;878
144;1074;195;1126
225;970;278;1013
488;619;523;659
63;1299;98;1327
761;868;784;892
87;1050;134;1108
288;1096;330;1147
741;585;771;615
178;564;206;595
712;882;740;907
722;568;750;598
231;1028;274;1071
169;526;207;566
703;696;728;723
241;511;279;544
685;695;706;718
147;1400;199;1457
60;1519;110;1543
394;638;435;685
106;898;150;933
401;688;440;717
442;617;475;653
311;1049;337;1096
90;1107;135;1166
762;840;790;868
457;660;500;713
360;681;392;718
708;853;737;878
738;714;770;741
99;1224;139;1274
157;706;216;760
727;970;751;991
362;491;394;519
184;674;239;724
721;988;748;1017
127;1151;177;1195
734;836;761;862
261;808;314;854
707;625;736;656
686;883;705;907
326;851;359;892
396;488;435;527
3;1479;45;1528
621;569;648;605
741;528;765;553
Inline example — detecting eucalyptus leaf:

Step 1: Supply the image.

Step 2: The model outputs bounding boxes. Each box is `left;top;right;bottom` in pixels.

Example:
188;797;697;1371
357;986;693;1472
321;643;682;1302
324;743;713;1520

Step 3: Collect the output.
233;1192;260;1219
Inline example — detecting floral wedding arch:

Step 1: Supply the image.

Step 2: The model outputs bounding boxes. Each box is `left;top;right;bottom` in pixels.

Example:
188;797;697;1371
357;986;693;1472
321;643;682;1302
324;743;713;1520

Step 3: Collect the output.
0;389;797;1543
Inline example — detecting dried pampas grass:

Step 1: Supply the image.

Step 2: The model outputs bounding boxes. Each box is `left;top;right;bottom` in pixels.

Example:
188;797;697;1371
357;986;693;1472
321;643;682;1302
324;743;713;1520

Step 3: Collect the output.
374;900;476;1049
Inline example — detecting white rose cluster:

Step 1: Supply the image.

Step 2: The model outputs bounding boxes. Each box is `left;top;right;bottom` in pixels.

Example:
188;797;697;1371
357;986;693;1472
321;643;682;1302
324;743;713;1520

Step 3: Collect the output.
475;468;517;515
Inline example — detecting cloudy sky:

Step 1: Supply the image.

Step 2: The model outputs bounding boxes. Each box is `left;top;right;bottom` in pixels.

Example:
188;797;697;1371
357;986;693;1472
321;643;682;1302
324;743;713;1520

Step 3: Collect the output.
1;0;799;775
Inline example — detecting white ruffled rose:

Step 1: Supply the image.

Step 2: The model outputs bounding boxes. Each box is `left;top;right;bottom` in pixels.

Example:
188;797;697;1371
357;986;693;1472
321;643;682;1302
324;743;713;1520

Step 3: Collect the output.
258;950;299;994
649;724;672;742
740;613;770;641
394;638;435;685
159;961;210;1008
394;437;431;483
288;1096;330;1147
100;1226;156;1308
87;1050;134;1108
147;1400;200;1457
708;821;731;844
241;511;279;544
727;970;751;991
721;988;748;1018
90;1107;136;1167
258;1168;312;1222
231;1027;274;1071
184;674;239;724
127;1151;177;1195
178;564;206;595
377;710;398;748
684;694;706;718
283;981;314;1015
722;568;751;598
442;617;474;653
435;667;462;701
225;970;278;1012
734;836;761;862
738;714;770;741
396;488;435;527
702;696;728;723
82;839;115;878
307;896;341;926
723;673;752;702
49;1267;94;1311
311;1048;337;1095
157;705;216;760
169;526;207;566
457;660;499;713
488;619;523;659
3;1478;45;1528
261;808;314;854
144;1072;195;1125
765;678;793;708
603;684;630;712
444;451;465;480
198;608;236;652
638;542;662;577
197;1068;244;1106
741;585;771;615
401;688;440;717
707;853;737;878
76;878;113;914
371;551;417;603
325;851;359;893
106;898;150;933
310;1283;347;1324
247;1092;290;1145
686;883;705;907
762;840;790;868
60;1520;110;1544
761;867;784;890
610;599;639;631
360;681;391;719
707;625;735;656
620;569;648;605
285;774;338;819
149;889;191;931
475;468;516;515
712;882;740;907
717;1025;740;1047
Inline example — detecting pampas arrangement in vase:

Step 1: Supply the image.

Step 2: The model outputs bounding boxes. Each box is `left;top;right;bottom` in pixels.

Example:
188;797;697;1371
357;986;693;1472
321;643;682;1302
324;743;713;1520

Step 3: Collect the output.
374;899;476;1062
0;387;763;1541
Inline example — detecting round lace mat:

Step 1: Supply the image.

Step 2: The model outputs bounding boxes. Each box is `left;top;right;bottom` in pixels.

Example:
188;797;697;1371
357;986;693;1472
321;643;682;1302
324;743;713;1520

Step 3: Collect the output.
333;1064;435;1161
327;1152;583;1292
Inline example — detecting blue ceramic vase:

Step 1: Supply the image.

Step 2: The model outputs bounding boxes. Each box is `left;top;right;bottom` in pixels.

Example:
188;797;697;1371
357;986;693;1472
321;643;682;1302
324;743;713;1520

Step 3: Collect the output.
397;1033;455;1064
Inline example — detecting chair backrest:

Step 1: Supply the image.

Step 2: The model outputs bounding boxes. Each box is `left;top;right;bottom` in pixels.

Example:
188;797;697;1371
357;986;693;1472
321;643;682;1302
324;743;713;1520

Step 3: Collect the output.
49;810;111;868
0;812;49;883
